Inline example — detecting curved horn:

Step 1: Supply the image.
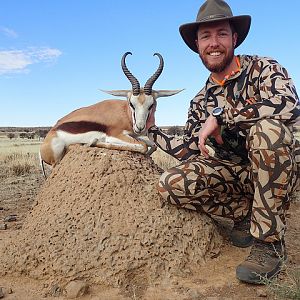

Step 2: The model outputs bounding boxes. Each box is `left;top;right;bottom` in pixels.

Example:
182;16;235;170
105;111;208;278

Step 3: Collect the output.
121;52;140;96
144;53;164;95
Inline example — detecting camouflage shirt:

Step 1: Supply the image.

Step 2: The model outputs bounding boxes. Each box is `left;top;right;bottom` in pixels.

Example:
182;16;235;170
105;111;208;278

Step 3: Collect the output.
148;55;300;163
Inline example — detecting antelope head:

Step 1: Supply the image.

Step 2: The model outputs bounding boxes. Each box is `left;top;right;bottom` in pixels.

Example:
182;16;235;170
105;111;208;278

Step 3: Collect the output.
102;52;183;134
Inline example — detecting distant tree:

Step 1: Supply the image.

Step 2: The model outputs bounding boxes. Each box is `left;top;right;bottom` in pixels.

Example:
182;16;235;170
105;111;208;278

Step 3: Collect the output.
167;126;184;136
19;132;27;139
7;133;15;139
36;129;49;140
27;132;35;139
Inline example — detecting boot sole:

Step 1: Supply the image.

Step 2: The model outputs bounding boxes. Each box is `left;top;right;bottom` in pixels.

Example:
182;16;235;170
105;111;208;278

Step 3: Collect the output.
236;261;283;284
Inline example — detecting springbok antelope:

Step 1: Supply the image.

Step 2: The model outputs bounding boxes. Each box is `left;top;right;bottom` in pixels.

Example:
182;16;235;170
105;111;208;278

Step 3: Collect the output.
40;52;183;173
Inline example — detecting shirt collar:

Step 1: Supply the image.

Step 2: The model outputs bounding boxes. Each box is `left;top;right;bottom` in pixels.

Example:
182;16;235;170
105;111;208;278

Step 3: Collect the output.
206;55;250;89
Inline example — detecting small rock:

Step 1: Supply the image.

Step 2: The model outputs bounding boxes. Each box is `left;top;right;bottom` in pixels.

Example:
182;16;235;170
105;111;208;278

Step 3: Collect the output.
49;284;62;297
256;288;267;297
2;287;13;294
210;248;221;259
185;288;205;299
0;287;4;299
4;215;17;222
65;280;88;299
0;224;7;230
206;297;219;300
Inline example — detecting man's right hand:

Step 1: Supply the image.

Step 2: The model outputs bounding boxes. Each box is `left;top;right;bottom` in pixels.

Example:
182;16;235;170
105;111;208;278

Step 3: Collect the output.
198;115;223;158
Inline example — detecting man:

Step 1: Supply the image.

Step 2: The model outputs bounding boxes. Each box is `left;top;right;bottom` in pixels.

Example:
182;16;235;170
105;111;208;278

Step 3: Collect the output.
147;0;300;284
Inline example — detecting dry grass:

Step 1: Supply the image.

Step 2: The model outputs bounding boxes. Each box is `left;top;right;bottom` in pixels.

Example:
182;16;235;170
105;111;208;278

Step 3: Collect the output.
262;264;300;299
0;136;41;154
0;136;41;177
1;152;39;177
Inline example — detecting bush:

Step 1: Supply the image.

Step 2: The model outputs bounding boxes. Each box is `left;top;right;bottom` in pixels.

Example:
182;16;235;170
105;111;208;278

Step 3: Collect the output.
19;132;27;139
262;265;300;299
167;126;184;136
11;162;32;176
3;152;37;177
7;133;15;139
36;129;49;139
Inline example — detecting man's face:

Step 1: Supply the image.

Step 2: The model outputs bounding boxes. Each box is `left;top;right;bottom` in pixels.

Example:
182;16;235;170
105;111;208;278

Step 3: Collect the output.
196;20;237;73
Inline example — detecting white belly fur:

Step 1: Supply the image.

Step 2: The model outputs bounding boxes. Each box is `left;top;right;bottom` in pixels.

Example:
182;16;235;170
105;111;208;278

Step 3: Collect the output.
56;130;106;146
53;130;144;152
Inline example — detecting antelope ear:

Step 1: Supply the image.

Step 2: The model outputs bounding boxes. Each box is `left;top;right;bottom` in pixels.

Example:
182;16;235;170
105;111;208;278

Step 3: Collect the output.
153;89;184;99
99;89;131;98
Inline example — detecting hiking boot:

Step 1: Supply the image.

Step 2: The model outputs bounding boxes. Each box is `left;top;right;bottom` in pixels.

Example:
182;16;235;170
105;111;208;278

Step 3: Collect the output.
230;213;253;248
236;239;287;284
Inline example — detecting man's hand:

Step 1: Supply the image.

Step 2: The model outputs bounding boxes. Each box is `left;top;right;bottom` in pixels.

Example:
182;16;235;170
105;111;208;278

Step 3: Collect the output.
146;102;157;130
198;115;223;158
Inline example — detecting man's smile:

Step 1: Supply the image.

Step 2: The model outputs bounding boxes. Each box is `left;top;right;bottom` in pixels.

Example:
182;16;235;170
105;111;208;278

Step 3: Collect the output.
208;51;222;56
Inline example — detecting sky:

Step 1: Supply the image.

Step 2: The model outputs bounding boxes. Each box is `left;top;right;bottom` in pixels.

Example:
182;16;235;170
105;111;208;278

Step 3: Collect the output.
1;0;300;127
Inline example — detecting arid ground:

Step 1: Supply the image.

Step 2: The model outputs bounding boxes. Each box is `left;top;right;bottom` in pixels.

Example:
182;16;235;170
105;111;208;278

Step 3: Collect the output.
0;132;299;300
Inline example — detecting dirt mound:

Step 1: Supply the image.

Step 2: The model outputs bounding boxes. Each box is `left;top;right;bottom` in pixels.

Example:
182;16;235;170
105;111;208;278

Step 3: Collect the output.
0;145;222;292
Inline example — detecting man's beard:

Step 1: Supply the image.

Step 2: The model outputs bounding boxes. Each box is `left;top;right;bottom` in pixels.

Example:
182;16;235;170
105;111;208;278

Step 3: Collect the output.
199;45;234;73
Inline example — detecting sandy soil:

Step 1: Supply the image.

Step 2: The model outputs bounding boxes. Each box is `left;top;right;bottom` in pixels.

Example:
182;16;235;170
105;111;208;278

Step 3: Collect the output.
0;146;299;300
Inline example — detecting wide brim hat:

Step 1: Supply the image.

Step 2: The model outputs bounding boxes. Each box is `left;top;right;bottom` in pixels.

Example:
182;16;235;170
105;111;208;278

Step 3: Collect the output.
179;0;251;53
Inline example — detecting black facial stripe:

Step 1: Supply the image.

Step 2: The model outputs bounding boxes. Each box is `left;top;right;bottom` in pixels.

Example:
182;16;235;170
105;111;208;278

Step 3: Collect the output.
129;102;135;109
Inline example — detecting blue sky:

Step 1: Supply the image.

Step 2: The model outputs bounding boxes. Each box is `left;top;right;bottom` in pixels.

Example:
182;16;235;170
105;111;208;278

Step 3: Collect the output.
1;0;300;127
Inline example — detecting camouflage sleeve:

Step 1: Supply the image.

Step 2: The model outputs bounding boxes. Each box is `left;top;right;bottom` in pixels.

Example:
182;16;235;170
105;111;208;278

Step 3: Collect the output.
225;59;300;129
148;94;206;161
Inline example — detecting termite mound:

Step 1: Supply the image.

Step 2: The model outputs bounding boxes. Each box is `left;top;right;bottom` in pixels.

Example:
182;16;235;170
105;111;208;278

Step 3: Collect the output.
0;145;222;292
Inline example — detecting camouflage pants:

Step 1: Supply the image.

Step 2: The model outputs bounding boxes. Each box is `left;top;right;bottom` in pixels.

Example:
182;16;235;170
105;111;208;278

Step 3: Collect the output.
158;119;299;242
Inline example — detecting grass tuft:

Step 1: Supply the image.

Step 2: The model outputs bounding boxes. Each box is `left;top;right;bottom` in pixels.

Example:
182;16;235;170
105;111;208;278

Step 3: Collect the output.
266;267;300;299
259;261;300;299
1;152;38;177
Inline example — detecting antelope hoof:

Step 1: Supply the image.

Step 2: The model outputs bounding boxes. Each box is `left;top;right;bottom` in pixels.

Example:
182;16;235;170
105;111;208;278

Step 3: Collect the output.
86;138;99;147
146;144;157;156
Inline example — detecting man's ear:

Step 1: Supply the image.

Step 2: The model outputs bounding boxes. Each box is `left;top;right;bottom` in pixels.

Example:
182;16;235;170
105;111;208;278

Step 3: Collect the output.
233;32;238;47
195;39;200;53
